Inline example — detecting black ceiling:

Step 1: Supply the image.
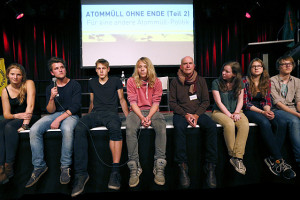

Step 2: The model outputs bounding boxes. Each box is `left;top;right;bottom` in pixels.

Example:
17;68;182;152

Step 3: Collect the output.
0;0;298;23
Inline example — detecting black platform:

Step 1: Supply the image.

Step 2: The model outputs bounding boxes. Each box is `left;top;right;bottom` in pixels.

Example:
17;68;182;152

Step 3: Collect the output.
0;112;299;199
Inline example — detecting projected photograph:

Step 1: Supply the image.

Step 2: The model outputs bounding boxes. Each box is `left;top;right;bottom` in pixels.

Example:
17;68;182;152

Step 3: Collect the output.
81;2;194;67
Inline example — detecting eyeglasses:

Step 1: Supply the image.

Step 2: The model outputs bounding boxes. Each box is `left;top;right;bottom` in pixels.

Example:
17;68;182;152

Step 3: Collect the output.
251;65;263;69
279;63;293;67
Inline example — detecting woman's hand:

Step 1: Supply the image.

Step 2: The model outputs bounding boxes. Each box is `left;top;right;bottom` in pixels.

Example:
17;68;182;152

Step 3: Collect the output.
13;112;32;120
262;110;275;120
231;113;241;122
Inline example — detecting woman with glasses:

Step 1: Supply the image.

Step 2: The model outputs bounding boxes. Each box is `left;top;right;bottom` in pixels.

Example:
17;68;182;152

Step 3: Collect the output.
243;58;296;179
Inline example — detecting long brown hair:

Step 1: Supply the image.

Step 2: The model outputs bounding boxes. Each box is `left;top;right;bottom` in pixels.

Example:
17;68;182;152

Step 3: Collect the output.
247;58;270;97
6;63;27;104
218;61;242;99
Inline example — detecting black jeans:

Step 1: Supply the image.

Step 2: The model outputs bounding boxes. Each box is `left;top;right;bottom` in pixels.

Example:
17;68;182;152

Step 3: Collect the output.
0;115;40;165
73;111;122;175
173;113;218;164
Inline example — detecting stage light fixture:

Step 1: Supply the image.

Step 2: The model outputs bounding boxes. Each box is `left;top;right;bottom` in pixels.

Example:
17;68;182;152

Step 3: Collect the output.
245;1;261;19
245;12;251;18
5;0;24;20
15;12;24;19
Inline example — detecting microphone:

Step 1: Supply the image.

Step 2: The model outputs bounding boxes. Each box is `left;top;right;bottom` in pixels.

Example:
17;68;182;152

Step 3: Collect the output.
52;77;59;97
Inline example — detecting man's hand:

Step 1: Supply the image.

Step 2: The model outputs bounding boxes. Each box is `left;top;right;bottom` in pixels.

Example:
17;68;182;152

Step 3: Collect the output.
50;87;59;100
50;118;61;129
185;113;197;127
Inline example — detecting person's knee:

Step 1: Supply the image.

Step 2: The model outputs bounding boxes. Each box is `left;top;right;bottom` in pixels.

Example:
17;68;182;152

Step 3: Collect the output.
110;132;123;141
223;121;235;131
74;122;89;135
258;118;271;129
152;119;166;130
61;129;74;141
29;125;43;140
4;123;16;132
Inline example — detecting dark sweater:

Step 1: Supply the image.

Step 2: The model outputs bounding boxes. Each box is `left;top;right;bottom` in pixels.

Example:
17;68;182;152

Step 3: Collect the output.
169;75;210;116
46;79;82;115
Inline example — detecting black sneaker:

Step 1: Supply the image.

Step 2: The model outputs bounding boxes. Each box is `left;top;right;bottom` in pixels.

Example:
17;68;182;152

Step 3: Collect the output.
25;166;48;188
71;174;89;197
60;167;71;184
264;157;296;179
264;157;282;176
108;171;121;190
281;160;296;179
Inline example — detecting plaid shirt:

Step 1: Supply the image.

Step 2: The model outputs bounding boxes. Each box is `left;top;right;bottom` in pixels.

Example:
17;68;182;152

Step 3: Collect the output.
242;76;272;110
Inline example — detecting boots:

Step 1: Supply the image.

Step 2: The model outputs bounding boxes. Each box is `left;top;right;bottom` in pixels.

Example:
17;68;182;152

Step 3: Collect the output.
178;163;190;188
5;163;14;179
153;159;167;185
0;165;8;184
204;162;217;188
127;160;142;188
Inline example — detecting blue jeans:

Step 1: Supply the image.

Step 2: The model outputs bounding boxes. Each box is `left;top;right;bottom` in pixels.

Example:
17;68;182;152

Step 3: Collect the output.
244;110;286;160
274;110;300;163
29;112;79;169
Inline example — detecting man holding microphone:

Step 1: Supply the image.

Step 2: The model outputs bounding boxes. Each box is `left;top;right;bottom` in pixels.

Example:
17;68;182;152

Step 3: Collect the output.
25;57;82;188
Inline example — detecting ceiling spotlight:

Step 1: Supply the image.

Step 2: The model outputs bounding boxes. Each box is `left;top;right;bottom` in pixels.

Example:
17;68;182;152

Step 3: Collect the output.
245;1;261;19
245;12;251;18
15;12;24;19
5;0;24;20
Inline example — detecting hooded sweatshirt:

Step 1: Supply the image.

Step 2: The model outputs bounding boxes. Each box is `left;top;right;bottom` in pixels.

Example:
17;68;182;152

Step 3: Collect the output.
127;77;162;111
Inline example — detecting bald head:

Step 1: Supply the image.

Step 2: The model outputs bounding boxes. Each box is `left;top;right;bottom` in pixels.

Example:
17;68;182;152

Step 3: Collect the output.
180;56;195;76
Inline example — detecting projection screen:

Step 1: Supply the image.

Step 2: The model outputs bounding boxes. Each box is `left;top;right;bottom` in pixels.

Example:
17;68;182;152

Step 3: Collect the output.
81;0;194;68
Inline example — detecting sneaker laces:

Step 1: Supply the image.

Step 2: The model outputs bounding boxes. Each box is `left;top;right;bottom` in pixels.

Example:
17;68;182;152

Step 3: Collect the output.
62;168;70;177
237;159;245;170
155;160;166;175
281;161;292;172
129;164;142;177
31;173;36;180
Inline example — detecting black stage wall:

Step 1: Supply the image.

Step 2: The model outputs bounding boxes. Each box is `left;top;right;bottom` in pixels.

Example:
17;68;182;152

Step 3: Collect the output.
0;0;299;81
0;124;299;200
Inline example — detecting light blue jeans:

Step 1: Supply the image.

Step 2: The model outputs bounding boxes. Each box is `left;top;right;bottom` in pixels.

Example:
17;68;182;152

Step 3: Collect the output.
274;110;300;163
29;112;79;169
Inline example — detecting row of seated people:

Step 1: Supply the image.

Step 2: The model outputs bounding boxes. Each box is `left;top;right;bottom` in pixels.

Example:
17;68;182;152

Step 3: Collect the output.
1;55;300;198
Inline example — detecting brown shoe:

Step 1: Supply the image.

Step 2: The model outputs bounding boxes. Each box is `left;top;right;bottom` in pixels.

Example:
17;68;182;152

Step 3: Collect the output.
178;163;190;188
0;165;8;184
203;162;217;188
4;163;14;179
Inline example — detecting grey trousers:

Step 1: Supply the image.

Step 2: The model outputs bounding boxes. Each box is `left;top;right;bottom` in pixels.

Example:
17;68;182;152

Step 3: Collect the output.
126;110;167;163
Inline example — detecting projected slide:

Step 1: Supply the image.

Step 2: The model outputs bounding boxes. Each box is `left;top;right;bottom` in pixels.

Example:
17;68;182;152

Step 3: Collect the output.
81;2;194;67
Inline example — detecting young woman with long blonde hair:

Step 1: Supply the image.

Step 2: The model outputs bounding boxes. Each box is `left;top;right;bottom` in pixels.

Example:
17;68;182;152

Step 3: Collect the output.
0;63;40;184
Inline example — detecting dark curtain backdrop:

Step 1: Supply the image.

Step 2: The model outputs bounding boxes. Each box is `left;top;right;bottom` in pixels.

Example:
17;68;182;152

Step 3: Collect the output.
0;0;297;81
